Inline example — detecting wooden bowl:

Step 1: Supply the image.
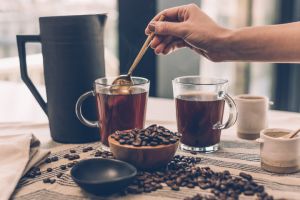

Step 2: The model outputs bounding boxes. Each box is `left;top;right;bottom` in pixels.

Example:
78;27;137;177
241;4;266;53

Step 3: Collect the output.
108;136;179;170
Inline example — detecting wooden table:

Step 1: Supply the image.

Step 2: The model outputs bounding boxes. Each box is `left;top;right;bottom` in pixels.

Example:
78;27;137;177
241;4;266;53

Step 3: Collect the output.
0;94;299;199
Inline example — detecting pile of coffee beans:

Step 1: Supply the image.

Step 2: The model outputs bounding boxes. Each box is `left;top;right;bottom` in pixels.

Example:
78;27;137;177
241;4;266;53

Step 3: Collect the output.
125;154;273;200
111;124;181;146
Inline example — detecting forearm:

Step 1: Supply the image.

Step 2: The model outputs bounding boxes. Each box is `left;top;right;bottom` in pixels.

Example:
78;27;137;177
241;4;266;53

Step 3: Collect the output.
220;22;300;62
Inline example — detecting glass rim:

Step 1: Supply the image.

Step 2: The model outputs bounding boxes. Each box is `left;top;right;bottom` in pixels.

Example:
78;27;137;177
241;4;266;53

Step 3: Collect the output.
94;76;150;86
172;76;228;86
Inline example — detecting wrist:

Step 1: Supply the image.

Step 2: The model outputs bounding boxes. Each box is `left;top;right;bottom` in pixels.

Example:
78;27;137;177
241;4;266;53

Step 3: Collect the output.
209;27;236;62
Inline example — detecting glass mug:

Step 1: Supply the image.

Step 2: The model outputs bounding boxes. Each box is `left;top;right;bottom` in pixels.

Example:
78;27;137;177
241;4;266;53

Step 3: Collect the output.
172;76;237;152
76;77;149;146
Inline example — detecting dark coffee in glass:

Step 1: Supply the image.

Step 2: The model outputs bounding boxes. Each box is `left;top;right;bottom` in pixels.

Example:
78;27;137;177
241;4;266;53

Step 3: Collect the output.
176;94;225;147
76;77;149;146
173;76;237;152
96;88;147;145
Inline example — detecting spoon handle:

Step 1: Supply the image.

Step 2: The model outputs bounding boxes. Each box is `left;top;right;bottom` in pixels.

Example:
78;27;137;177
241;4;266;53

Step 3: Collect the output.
289;128;300;138
128;15;165;75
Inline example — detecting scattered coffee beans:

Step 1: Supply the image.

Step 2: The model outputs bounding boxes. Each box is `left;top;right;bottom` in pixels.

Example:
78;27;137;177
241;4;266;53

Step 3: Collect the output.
83;146;94;152
60;165;67;170
51;156;59;162
68;154;80;161
24;145;275;199
43;178;51;183
125;154;273;200
63;154;70;159
67;162;74;168
45;158;51;163
56;172;64;178
50;178;56;184
46;168;53;172
42;177;56;184
94;150;114;159
111;124;181;146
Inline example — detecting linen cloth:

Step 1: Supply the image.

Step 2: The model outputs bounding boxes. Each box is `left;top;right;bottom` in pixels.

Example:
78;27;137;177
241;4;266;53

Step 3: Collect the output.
0;134;50;200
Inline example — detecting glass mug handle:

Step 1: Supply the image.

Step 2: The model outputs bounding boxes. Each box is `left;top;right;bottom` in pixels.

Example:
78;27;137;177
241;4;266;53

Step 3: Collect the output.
75;91;99;128
213;94;238;130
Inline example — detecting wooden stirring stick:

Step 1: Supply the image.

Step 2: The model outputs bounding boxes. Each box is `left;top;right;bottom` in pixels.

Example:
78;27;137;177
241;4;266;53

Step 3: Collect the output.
281;128;300;139
127;14;165;75
111;15;165;86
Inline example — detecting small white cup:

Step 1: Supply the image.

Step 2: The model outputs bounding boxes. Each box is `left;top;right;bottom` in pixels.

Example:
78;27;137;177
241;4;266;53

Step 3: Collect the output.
235;95;269;140
257;128;300;173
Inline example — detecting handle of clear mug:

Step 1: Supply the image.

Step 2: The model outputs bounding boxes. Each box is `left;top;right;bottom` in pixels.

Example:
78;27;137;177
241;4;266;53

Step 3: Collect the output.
75;91;99;128
213;94;238;130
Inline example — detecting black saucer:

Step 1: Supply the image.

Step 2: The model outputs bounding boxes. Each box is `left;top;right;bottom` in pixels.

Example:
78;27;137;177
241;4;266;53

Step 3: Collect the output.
71;158;137;195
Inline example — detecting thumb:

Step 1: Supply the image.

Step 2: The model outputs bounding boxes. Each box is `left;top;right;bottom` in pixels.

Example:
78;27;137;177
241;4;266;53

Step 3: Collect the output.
149;21;187;38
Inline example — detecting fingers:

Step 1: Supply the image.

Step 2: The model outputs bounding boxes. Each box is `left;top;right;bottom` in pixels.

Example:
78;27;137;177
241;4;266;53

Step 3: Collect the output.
160;39;187;55
145;5;187;35
150;21;188;38
150;35;164;49
154;36;174;54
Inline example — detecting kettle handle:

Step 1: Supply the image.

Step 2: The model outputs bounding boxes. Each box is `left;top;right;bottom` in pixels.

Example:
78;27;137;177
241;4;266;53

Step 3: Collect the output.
16;35;48;115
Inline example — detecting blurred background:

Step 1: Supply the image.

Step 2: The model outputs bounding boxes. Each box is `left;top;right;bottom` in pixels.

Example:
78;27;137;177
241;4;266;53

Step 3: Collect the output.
0;0;299;121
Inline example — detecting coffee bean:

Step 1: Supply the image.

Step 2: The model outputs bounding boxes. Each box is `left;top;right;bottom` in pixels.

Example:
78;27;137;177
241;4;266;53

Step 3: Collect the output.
244;190;254;196
57;172;64;178
127;185;139;193
73;154;80;159
67;162;74;168
60;165;67;170
171;185;180;191
132;141;142;146
28;172;35;178
256;185;265;193
43;178;50;183
68;155;74;160
35;171;41;176
95;151;102;157
82;148;89;153
156;184;163;189
32;166;40;171
63;154;70;159
50;178;56;184
45;158;51;163
46;168;53;172
87;146;93;151
239;172;252;181
51;156;59;162
70;149;76;153
199;183;211;189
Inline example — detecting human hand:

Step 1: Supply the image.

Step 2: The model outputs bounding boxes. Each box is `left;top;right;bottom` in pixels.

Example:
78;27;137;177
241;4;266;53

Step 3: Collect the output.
145;4;231;61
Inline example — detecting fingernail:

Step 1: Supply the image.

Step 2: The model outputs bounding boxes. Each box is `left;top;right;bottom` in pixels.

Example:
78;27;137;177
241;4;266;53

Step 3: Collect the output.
148;21;156;32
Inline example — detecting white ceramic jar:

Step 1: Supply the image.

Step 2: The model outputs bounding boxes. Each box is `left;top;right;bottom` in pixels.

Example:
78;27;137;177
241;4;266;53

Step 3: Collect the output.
235;95;269;140
257;128;300;173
